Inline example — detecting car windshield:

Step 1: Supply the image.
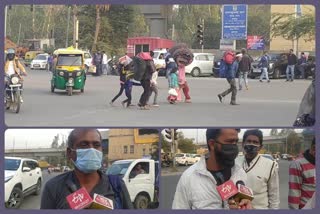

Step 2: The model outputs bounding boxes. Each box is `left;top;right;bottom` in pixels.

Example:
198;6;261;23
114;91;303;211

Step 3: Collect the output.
269;54;281;60
153;52;160;59
175;154;184;157
57;54;82;66
35;55;47;60
106;161;132;176
5;159;21;170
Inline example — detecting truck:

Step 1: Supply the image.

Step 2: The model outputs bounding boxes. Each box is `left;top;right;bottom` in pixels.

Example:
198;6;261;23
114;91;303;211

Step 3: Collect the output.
126;37;174;57
106;159;159;209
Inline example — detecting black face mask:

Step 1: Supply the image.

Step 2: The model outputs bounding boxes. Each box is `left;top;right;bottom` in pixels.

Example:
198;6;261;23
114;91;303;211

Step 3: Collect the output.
7;53;15;61
214;141;239;168
244;144;260;156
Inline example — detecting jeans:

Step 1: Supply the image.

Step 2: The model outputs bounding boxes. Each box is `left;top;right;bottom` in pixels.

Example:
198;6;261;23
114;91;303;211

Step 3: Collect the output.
111;83;125;103
220;78;237;103
286;65;295;80
238;71;248;89
259;67;269;81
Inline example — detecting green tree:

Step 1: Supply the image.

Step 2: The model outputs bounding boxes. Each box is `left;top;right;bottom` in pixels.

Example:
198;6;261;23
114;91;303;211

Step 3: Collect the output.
51;134;59;149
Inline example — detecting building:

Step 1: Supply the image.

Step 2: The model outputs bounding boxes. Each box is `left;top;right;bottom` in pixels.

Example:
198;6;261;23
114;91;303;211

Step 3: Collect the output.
108;129;159;163
270;5;315;53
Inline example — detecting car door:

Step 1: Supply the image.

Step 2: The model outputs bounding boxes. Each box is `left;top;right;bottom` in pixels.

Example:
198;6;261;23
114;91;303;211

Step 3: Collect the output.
199;54;213;74
20;160;34;191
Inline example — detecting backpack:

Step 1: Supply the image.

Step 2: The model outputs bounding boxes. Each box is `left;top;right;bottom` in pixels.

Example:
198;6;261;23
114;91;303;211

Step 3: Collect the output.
132;57;147;81
219;60;227;78
223;51;235;65
108;174;123;209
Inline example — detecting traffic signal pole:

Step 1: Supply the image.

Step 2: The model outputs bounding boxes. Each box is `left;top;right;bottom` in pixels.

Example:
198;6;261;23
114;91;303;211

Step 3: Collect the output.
201;19;204;53
171;129;177;169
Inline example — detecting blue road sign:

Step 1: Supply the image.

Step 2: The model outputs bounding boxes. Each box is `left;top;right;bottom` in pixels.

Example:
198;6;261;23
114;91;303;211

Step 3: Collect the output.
222;5;248;40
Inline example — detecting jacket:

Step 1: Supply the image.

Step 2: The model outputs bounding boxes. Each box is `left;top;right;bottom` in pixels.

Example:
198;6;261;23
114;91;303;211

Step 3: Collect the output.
259;55;269;68
225;60;238;80
238;54;251;72
172;156;247;209
5;58;26;76
287;54;297;65
241;155;280;209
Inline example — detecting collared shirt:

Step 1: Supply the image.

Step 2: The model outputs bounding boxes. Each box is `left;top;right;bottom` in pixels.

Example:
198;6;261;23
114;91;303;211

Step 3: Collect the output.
40;170;133;209
241;154;280;209
172;156;247;209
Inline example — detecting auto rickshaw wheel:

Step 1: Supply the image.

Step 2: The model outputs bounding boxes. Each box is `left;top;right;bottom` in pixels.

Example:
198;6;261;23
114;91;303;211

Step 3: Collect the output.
67;87;73;96
51;84;55;93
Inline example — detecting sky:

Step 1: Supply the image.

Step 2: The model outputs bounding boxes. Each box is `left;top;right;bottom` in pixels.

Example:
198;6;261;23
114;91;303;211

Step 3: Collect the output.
5;129;107;150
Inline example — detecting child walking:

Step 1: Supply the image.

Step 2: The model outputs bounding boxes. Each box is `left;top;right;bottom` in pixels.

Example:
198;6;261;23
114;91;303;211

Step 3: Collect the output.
167;67;179;104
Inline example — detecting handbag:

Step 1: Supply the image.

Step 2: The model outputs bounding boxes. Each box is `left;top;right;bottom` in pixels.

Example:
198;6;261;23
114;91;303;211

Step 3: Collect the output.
168;88;178;96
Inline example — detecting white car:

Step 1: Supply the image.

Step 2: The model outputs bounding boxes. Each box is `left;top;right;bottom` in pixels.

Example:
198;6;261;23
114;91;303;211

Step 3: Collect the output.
30;53;49;70
175;153;197;166
84;51;93;71
185;53;214;77
5;157;42;208
152;49;167;69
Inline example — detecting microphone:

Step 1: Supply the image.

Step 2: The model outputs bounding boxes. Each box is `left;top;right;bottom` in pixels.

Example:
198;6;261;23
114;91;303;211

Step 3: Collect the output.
234;181;254;202
66;184;114;210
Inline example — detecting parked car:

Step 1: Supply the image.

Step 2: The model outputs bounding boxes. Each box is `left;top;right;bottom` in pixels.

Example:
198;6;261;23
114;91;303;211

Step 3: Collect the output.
30;53;49;70
84;51;93;72
192;154;201;163
5;157;42;208
185;53;214;77
106;159;159;209
152;49;167;77
261;154;279;169
175;153;197;166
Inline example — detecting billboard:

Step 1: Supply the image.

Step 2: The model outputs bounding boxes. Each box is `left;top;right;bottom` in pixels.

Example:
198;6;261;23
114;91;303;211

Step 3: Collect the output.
222;5;248;40
247;36;265;50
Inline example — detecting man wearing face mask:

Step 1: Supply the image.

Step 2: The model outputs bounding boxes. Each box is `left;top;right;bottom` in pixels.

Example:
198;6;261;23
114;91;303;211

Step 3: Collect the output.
172;129;251;209
40;129;133;209
240;129;280;209
288;138;315;209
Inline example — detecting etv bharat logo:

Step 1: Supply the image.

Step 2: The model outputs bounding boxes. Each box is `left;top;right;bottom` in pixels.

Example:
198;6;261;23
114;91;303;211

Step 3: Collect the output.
222;184;232;194
72;193;84;203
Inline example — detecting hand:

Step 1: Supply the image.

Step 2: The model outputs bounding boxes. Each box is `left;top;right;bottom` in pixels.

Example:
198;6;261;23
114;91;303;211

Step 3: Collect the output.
238;199;252;209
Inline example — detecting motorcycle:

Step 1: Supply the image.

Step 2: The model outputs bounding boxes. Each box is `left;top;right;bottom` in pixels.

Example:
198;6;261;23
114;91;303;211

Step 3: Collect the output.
107;56;119;76
5;74;23;113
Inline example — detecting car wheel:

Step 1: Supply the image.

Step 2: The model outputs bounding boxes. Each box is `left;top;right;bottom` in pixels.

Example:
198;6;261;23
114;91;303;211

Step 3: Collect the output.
134;194;150;209
34;179;42;195
273;68;280;79
191;68;201;77
6;187;23;209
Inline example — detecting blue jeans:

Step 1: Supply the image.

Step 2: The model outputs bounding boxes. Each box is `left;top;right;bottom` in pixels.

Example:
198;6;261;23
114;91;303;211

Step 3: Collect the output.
259;67;269;81
286;65;295;80
238;71;248;89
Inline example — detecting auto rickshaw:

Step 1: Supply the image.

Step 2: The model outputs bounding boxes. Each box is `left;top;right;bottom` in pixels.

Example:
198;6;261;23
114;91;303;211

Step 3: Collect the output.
51;47;86;96
24;50;44;66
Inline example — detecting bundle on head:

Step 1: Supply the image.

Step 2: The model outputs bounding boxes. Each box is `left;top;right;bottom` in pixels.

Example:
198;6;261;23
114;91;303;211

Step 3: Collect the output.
168;43;188;55
172;47;194;66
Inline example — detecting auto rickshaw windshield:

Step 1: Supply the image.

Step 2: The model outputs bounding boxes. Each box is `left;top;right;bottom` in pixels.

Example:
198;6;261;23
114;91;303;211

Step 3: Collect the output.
57;54;82;66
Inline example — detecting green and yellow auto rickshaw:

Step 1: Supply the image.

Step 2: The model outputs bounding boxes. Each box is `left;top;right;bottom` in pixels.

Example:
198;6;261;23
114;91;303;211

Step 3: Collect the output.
51;47;86;96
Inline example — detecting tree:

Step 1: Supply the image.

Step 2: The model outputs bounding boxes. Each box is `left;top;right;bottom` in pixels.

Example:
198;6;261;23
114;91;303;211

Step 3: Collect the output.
270;129;278;136
271;13;315;43
51;134;59;149
93;5;110;51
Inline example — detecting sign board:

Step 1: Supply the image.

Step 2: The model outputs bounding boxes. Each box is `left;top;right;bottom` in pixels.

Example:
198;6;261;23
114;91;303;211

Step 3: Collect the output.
222;5;248;40
220;39;236;51
247;36;265;50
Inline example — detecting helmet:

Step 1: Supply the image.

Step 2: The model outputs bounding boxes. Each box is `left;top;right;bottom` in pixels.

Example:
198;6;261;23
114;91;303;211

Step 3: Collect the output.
6;48;16;61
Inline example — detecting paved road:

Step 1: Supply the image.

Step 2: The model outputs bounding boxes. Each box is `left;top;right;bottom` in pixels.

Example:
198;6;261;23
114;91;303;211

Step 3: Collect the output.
160;160;290;209
5;69;311;127
19;171;61;209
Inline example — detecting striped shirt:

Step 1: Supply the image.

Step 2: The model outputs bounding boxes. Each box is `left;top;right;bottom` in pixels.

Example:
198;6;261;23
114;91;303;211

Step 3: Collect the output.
288;154;315;209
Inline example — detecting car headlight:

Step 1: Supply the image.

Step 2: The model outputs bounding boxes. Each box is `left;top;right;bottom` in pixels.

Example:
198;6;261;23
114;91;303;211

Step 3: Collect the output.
269;63;274;68
59;71;64;76
76;71;82;77
11;76;20;84
5;175;14;183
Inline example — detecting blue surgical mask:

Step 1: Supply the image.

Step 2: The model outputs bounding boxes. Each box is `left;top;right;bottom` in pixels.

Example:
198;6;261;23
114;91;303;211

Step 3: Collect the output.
72;148;103;173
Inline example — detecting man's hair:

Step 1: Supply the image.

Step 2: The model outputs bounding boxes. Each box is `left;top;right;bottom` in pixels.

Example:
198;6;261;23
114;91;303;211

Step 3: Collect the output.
67;129;102;148
206;129;240;150
243;129;263;145
301;52;305;55
241;48;246;54
149;51;154;57
290;49;293;52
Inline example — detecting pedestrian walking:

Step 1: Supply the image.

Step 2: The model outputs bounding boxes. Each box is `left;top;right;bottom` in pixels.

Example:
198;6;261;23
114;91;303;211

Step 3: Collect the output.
238;49;251;90
172;129;252;209
288;138;315;209
297;52;307;79
93;50;103;76
177;62;191;103
259;51;270;83
102;51;108;75
240;129;280;209
167;67;179;104
148;66;159;107
286;49;297;81
218;53;242;105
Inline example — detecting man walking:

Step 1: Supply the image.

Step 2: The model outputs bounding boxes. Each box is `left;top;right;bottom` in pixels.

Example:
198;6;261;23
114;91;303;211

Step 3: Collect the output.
259;51;270;83
218;53;242;105
240;129;279;209
286;49;297;81
238;49;251;90
288;138;315;209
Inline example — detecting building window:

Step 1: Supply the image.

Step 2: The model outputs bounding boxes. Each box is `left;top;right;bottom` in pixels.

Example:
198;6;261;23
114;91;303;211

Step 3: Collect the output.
130;145;134;154
124;146;128;154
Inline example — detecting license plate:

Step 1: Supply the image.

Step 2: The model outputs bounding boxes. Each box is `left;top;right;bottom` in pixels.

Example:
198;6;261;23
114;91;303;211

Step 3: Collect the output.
9;84;21;87
34;64;40;67
253;68;261;73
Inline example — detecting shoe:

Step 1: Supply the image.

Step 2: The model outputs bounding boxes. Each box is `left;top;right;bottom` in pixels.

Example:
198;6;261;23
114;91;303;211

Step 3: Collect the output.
259;80;263;82
291;79;294;82
246;86;249;90
285;79;289;82
20;97;23;103
185;99;192;103
129;104;135;106
218;95;223;103
109;101;113;106
152;104;159;107
140;106;150;110
138;103;142;107
267;80;270;83
121;101;125;108
230;102;239;105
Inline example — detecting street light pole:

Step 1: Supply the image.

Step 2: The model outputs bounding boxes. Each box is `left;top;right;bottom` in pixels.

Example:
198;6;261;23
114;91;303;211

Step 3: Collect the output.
66;6;71;48
4;5;8;38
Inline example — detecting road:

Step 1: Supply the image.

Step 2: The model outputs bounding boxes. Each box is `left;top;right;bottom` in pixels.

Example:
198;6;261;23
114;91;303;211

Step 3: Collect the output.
5;68;311;127
19;171;61;209
160;160;291;209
